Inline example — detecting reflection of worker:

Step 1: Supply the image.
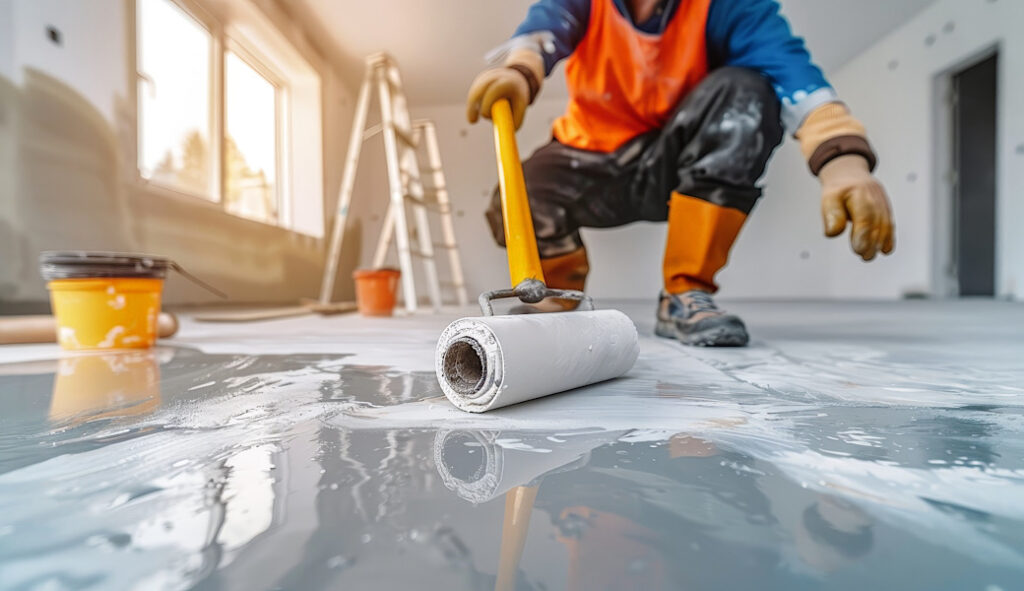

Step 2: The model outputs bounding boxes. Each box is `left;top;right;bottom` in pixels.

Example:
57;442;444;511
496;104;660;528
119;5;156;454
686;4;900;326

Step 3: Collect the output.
537;436;876;587
468;0;894;346
795;495;874;573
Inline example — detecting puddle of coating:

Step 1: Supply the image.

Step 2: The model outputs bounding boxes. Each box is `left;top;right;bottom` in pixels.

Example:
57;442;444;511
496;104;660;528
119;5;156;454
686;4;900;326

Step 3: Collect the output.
0;300;1022;590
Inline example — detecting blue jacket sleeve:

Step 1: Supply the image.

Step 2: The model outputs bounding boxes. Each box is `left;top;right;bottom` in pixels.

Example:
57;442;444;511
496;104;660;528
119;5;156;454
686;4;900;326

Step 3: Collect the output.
513;0;591;76
706;0;837;131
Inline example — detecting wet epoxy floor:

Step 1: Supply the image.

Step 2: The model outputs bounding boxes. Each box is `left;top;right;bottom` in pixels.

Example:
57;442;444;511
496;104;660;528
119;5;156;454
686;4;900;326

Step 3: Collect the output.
1;300;1022;590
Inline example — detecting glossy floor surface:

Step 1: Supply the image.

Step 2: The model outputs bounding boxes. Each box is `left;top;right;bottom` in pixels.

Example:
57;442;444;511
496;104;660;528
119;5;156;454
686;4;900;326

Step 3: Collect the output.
1;300;1023;590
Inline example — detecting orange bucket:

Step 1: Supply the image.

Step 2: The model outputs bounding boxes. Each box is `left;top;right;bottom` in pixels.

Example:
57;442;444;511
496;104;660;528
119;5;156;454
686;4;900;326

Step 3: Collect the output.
41;252;170;350
353;268;401;317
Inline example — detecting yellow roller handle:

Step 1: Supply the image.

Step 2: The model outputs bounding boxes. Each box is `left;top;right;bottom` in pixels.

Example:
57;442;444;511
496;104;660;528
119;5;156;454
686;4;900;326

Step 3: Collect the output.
492;99;545;288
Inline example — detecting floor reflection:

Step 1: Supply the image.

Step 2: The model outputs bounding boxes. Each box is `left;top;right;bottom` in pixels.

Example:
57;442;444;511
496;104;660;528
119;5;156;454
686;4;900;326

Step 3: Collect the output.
0;346;1022;590
49;351;163;424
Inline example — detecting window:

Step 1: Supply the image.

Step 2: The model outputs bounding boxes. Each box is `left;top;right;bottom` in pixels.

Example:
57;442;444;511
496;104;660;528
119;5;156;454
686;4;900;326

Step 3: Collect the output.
135;0;324;237
225;49;279;224
137;0;214;199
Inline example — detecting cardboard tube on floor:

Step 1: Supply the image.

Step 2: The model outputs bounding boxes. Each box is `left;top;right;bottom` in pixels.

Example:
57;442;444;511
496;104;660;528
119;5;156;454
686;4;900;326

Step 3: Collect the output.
0;313;179;345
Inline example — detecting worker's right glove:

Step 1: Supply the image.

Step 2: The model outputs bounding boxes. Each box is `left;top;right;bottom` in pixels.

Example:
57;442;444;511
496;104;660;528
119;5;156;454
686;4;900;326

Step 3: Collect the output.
797;102;895;262
818;154;895;261
466;49;544;131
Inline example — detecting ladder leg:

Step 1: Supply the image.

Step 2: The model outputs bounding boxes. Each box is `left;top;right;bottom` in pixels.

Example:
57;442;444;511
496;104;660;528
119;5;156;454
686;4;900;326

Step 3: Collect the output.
411;201;440;309
420;121;469;306
402;140;443;311
377;66;418;313
412;199;443;310
371;204;395;269
319;67;374;305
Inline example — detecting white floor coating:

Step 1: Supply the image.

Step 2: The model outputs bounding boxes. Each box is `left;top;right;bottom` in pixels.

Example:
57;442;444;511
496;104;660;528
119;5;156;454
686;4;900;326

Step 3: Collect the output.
0;299;1022;589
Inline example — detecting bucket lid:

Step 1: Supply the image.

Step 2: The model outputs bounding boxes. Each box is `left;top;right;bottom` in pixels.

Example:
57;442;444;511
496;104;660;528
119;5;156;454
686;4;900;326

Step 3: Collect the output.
40;251;171;280
40;251;226;297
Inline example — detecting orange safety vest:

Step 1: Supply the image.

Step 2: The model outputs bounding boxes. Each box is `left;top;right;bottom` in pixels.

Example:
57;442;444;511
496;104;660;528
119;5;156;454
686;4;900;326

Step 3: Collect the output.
553;0;713;153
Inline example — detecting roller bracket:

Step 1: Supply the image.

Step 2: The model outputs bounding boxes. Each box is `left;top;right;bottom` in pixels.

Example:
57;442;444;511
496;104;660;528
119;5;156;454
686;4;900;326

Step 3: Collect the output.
478;278;594;316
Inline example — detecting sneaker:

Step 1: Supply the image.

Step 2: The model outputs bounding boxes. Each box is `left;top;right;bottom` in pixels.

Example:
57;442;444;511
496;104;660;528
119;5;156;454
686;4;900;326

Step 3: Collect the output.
655;290;749;347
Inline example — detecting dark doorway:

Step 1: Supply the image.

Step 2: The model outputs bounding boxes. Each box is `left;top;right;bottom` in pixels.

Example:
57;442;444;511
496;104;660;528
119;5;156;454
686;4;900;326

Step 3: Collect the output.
952;53;998;296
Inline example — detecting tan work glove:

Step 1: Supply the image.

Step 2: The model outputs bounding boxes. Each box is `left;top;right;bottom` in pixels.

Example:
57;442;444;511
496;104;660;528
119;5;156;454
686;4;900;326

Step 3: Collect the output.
818;155;895;261
797;102;895;261
466;49;544;130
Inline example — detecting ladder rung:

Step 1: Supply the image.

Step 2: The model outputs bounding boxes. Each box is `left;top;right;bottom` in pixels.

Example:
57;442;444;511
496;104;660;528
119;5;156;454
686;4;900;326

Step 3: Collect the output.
363;122;416;147
392;124;417;147
399;166;421;181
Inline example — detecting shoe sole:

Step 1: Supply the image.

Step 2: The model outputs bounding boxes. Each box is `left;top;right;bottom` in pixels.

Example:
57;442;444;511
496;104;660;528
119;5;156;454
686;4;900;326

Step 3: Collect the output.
655;319;749;347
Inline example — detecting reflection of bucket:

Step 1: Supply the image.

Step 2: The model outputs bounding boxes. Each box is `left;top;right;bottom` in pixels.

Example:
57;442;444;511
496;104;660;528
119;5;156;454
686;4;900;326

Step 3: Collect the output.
41;252;170;350
49;350;161;424
353;268;401;317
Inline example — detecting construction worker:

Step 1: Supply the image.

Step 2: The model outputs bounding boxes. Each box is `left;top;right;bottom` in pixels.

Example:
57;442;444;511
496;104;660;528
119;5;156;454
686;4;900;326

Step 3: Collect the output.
467;0;895;347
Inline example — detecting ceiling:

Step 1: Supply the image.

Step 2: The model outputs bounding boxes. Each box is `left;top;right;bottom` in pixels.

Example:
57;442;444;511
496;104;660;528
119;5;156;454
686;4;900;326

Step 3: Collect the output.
300;0;937;105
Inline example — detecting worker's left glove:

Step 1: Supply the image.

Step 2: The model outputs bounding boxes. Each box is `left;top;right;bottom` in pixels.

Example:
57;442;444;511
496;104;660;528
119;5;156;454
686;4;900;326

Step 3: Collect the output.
797;102;895;261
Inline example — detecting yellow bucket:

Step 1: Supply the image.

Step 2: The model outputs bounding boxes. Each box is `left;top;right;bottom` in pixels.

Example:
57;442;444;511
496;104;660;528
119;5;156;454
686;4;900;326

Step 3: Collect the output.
40;251;172;351
48;278;163;350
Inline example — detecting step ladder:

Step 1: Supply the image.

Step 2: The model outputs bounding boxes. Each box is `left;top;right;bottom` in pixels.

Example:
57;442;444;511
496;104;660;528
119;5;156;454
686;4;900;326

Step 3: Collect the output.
319;53;468;313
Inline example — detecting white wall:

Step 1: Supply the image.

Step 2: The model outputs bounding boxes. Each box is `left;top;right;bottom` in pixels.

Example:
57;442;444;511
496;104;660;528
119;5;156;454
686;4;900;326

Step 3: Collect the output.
0;0;358;307
348;82;842;302
6;0;128;123
351;0;1023;303
346;94;850;302
734;0;1024;301
821;0;1024;300
0;3;13;79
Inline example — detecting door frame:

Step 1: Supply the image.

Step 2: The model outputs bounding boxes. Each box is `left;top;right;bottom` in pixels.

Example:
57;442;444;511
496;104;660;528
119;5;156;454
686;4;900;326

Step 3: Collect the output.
931;44;1000;298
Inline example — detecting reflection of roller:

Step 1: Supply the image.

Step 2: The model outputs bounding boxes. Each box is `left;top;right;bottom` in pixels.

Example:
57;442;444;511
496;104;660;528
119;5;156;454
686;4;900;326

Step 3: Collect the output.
435;429;623;591
433;429;620;504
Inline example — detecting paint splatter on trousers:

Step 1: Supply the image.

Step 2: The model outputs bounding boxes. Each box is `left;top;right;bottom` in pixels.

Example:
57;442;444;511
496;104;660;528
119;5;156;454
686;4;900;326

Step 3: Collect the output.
486;67;785;293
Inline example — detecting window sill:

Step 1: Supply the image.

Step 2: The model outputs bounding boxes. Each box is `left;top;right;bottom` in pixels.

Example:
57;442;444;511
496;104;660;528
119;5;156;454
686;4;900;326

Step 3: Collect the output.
129;174;325;243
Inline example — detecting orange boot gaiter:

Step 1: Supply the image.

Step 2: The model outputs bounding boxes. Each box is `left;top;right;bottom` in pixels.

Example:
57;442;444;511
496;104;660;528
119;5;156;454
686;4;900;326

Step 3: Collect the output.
663;192;748;294
539;247;590;311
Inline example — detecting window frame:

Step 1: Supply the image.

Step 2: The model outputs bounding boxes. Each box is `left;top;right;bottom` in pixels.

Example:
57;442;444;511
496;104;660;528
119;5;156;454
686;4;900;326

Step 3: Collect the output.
132;0;294;230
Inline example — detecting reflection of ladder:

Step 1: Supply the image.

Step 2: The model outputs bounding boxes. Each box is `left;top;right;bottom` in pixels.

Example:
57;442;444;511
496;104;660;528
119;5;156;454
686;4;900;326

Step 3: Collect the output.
319;53;468;313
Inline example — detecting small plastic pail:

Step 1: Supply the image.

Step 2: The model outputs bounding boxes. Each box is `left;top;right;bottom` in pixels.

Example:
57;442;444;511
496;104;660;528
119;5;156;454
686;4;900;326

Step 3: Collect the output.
352;268;401;317
40;252;170;350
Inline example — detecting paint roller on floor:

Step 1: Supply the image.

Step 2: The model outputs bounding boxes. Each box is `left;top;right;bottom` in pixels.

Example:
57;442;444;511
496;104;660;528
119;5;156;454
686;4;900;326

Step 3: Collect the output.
435;99;639;413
